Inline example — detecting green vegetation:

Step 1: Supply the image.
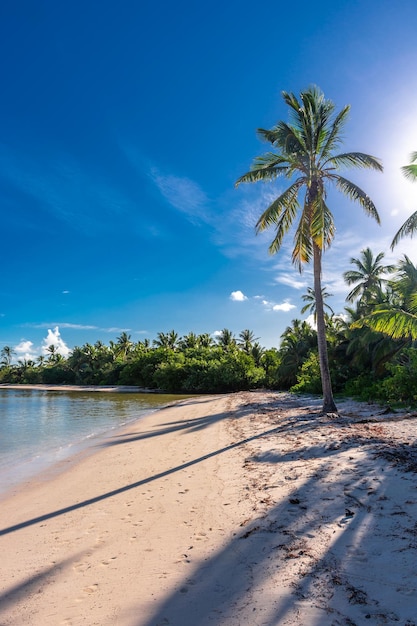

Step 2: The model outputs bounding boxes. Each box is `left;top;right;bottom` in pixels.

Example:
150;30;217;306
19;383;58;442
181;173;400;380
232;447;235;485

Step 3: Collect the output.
1;246;417;405
236;86;382;413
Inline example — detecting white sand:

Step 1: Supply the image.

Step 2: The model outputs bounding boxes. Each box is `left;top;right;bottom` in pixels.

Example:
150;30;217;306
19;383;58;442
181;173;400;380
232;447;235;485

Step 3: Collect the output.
1;391;417;625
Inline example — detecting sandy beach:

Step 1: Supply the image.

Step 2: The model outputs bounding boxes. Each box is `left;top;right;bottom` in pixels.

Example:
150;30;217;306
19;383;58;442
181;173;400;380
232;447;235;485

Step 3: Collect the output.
1;391;417;625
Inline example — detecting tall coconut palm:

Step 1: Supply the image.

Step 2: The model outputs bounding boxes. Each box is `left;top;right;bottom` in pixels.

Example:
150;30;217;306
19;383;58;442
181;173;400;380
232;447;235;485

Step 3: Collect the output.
343;248;395;310
236;86;382;413
391;152;417;248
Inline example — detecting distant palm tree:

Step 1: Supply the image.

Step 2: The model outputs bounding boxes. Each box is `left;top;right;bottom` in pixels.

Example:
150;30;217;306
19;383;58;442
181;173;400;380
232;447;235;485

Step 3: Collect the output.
116;332;133;360
301;287;334;322
1;345;14;366
236;86;382;413
343;248;395;308
238;329;259;354
250;342;265;367
153;330;179;350
46;344;59;363
391;152;417;248
216;328;236;351
198;333;214;348
179;332;199;350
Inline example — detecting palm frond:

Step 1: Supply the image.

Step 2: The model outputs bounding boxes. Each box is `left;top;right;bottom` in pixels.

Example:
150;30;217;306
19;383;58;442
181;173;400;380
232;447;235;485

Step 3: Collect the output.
235;163;290;186
326;152;383;171
401;151;417;181
353;308;417;340
401;163;417;181
292;199;313;269
256;181;302;233
320;105;350;158
391;210;417;249
333;175;381;223
311;198;335;250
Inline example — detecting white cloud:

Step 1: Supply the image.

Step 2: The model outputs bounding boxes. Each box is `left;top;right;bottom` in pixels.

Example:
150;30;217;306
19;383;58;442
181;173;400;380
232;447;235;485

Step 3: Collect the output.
230;290;248;302
272;301;297;312
261;298;296;313
41;326;71;358
15;340;37;361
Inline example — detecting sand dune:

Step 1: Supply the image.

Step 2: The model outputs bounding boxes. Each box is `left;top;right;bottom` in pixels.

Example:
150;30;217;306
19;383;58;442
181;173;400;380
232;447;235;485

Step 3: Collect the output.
1;391;417;625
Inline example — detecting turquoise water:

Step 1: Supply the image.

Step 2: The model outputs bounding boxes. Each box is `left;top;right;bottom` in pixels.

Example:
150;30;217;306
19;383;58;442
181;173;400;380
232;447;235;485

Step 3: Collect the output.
0;388;189;496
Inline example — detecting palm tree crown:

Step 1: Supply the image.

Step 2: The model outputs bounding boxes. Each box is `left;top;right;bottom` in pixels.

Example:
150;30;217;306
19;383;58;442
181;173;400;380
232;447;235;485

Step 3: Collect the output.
236;86;382;413
236;86;382;270
343;248;395;307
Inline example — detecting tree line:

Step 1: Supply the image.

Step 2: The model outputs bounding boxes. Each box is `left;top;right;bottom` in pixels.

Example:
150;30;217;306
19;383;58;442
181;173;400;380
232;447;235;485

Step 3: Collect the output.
1;247;417;404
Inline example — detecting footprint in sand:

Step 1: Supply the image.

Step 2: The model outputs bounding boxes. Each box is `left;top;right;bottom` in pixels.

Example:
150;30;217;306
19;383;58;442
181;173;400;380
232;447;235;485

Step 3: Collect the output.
194;532;207;541
73;561;91;573
83;583;99;594
100;556;117;567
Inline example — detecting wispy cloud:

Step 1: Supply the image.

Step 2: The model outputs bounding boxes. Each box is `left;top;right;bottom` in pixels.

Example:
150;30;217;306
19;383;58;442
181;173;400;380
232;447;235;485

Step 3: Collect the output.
150;168;211;224
274;274;308;290
28;322;99;330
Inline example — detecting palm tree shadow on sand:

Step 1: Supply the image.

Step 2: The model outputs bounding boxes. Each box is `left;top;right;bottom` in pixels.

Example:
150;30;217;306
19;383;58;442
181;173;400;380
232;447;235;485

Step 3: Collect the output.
129;406;417;626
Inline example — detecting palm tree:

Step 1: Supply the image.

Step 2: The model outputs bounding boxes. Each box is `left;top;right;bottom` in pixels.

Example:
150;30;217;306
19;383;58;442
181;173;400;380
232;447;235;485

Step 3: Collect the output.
216;328;236;351
301;287;334;322
343;248;395;309
153;330;179;350
1;345;15;366
198;333;214;348
46;344;59;363
391;152;417;248
179;332;199;350
353;256;417;341
115;332;133;360
236;86;382;413
238;329;259;354
278;319;317;388
251;342;265;367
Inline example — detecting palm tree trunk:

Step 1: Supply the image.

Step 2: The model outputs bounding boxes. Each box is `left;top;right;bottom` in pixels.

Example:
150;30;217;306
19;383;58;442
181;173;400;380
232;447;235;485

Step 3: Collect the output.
313;244;338;414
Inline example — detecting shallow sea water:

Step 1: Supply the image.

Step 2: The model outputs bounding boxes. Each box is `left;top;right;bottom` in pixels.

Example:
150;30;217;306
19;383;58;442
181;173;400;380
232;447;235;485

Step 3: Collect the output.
0;388;189;496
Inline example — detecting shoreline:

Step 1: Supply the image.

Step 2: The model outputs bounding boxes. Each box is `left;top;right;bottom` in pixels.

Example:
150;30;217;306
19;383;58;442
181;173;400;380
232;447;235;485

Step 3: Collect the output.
0;388;195;501
1;391;417;624
0;384;158;393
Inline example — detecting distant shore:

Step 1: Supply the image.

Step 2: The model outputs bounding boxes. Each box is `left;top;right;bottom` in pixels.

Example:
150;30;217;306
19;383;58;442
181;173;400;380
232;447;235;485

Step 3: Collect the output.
0;383;160;393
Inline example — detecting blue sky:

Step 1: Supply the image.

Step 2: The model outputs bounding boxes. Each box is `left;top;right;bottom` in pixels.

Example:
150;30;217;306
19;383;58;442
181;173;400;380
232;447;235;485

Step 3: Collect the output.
2;0;417;359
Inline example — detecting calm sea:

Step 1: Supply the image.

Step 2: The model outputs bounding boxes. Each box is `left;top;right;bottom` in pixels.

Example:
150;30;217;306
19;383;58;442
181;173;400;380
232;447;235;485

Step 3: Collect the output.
0;388;190;496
